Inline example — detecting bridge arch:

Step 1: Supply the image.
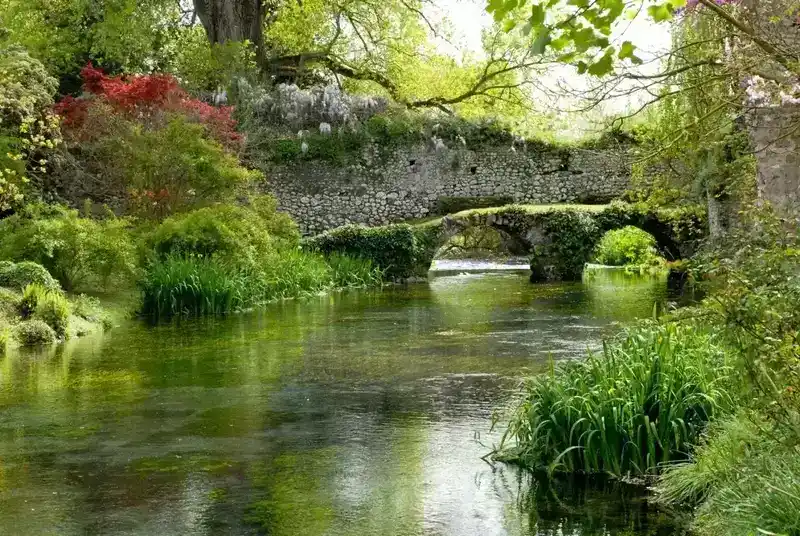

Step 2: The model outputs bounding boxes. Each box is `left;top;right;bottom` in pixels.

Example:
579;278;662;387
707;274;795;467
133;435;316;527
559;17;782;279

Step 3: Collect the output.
416;204;705;281
306;204;706;282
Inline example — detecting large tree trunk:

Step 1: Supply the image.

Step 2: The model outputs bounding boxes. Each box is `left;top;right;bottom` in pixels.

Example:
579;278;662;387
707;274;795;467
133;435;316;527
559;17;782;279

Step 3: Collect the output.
193;0;265;61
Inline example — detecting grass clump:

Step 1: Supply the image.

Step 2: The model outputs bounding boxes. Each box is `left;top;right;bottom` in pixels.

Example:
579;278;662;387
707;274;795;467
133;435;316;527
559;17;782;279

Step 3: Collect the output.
594;226;664;267
326;253;383;287
13;319;57;346
657;414;800;535
497;322;737;477
139;251;379;318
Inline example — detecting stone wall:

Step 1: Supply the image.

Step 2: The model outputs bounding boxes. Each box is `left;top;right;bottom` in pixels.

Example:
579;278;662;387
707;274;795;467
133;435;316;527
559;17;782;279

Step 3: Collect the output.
261;142;631;234
748;103;800;225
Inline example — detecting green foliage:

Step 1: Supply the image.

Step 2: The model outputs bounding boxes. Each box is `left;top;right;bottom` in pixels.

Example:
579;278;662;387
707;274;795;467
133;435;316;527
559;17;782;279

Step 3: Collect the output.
594;226;663;267
498;322;737;476
0;45;60;210
486;0;680;77
657;414;800;536
140;255;247;318
0;204;138;291
0;0;181;82
61;113;259;218
140;250;383;318
326;254;384;287
168;27;257;94
305;224;430;280
0;261;61;291
148;198;299;263
12;318;57;346
20;283;71;337
436;196;515;215
535;209;600;280
0;324;7;356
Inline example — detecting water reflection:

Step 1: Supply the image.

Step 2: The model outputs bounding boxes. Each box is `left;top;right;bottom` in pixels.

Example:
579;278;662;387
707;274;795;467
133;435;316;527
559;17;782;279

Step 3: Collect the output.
0;271;683;535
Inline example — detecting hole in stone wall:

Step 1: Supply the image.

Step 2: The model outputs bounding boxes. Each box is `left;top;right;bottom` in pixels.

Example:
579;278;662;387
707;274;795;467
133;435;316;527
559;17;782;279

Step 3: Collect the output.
409;159;416;166
470;165;478;174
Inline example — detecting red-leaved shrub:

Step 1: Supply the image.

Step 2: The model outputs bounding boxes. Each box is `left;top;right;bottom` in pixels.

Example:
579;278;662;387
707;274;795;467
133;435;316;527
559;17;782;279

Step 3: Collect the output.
55;63;241;150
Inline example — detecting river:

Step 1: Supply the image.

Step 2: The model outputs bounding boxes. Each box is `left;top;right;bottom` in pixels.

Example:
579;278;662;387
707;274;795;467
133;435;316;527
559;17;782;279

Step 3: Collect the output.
0;269;688;535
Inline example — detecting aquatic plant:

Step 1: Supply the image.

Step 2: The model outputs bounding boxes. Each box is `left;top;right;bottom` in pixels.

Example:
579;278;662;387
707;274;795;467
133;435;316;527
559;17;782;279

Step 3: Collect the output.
497;322;737;477
326;253;383;287
140;250;381;318
139;256;246;318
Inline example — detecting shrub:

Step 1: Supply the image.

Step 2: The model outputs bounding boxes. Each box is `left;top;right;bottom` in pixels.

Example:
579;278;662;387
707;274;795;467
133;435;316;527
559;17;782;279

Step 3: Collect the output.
148;198;298;263
0;326;7;356
0;205;138;290
497;322;737;477
56;63;242;149
53;65;257;217
0;261;61;291
594;226;664;267
305;224;429;280
13;319;57;346
0;45;60;211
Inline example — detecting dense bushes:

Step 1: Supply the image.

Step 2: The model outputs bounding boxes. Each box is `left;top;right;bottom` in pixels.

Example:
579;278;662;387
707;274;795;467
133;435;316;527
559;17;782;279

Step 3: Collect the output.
12;319;57;345
140;201;382;317
0;261;61;291
148;198;298;261
304;224;433;280
52;64;257;217
20;283;70;337
594;226;663;267
498;323;737;476
0;204;138;291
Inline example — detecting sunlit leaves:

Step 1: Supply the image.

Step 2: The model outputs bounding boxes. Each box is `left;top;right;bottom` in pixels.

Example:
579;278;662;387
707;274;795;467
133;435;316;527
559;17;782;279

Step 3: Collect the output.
487;0;686;77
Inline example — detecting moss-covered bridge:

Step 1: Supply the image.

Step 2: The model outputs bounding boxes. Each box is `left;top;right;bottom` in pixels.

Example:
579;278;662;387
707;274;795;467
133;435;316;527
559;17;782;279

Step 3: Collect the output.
305;203;707;281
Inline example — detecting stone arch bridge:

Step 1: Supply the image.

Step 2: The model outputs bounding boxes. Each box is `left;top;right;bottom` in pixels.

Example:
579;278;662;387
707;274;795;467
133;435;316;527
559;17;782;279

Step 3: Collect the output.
306;204;707;282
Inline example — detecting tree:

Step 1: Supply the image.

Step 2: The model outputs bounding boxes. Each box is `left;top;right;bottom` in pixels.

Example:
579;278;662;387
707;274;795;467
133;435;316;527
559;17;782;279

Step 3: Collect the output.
485;0;800;220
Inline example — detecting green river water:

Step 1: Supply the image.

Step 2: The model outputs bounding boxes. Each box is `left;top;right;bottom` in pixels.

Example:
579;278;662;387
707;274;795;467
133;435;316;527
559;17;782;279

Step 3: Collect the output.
0;270;689;535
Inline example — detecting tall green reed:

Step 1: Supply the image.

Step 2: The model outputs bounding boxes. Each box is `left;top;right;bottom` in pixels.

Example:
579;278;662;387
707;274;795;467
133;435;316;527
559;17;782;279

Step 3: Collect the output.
497;323;738;477
140;251;384;318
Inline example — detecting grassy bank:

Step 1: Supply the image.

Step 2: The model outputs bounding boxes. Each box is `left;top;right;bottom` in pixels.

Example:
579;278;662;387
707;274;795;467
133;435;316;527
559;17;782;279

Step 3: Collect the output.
0;262;113;353
495;207;800;535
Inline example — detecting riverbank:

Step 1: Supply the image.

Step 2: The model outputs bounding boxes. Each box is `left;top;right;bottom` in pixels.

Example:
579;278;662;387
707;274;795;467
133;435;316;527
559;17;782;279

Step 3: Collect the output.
494;209;800;535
